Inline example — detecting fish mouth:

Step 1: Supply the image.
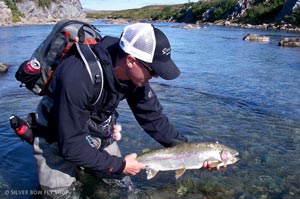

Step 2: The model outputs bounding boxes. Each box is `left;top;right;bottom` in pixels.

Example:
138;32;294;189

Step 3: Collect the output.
207;150;239;169
230;156;239;164
220;150;239;165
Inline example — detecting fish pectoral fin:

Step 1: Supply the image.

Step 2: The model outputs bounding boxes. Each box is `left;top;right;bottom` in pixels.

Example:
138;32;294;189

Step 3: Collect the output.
145;167;159;180
175;168;187;179
205;158;223;168
208;161;224;168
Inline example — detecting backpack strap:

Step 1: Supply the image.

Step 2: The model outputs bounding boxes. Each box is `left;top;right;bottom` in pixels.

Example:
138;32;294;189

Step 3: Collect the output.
78;24;101;44
75;42;103;106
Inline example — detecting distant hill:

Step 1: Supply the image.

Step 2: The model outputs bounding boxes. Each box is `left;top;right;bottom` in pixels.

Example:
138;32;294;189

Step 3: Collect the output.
1;0;299;29
85;0;300;27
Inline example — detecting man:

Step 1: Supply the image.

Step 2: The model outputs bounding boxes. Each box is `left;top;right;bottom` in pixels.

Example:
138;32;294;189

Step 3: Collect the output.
33;23;207;194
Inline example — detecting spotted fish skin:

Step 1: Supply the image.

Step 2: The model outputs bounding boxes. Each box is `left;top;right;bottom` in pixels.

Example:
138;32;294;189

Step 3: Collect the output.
137;142;239;179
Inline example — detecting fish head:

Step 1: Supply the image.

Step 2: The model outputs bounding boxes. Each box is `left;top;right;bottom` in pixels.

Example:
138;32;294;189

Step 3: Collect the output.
220;147;239;166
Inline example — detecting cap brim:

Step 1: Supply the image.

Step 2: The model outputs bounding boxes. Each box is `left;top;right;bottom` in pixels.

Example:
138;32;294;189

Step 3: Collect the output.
150;59;180;80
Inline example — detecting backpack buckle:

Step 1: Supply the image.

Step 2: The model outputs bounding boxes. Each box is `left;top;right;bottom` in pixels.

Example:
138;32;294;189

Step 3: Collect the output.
95;74;101;84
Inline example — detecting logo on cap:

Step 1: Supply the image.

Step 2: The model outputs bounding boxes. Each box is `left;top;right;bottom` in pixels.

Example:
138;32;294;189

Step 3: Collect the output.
162;47;171;55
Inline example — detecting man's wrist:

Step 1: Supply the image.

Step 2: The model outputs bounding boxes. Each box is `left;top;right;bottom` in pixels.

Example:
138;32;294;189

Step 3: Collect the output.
115;158;126;174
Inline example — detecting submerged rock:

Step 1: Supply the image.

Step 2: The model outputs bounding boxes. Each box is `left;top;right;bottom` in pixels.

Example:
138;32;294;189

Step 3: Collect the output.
171;23;203;30
0;63;10;74
106;19;129;24
182;24;202;30
243;33;270;43
278;37;300;47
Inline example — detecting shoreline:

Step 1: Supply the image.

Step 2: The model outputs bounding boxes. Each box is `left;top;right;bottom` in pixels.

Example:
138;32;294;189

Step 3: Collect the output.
210;20;300;33
1;18;299;74
0;17;96;27
2;18;300;33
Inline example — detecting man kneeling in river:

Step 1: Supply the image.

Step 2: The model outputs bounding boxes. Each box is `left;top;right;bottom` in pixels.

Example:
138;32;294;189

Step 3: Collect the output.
33;23;219;196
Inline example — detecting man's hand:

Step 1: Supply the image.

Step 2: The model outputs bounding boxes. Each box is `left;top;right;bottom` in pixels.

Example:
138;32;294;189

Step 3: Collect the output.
202;160;224;170
123;153;145;176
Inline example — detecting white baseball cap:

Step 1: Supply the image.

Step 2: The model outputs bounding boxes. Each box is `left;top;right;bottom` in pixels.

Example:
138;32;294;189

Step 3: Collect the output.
119;23;180;80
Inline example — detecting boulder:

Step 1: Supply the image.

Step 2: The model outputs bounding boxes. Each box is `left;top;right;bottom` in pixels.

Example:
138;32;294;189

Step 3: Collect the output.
0;63;10;74
202;7;215;22
278;37;300;47
243;33;270;43
179;6;194;23
276;0;299;21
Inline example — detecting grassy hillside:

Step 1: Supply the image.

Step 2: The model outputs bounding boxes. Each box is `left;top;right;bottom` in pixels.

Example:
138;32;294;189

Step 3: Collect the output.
85;5;183;20
240;0;286;24
4;0;23;22
86;0;299;26
4;0;300;26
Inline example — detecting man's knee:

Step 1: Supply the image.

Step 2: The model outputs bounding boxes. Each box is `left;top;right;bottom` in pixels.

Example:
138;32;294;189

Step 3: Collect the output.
104;141;121;157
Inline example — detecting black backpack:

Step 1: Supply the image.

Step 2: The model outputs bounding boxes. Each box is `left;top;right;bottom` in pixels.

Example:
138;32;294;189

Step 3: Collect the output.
11;20;110;144
15;19;104;106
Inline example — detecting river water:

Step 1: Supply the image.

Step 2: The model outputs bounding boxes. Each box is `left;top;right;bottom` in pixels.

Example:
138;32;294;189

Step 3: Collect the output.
0;21;300;199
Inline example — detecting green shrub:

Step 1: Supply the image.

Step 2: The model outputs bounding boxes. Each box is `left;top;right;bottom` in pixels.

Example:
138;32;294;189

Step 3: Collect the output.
36;0;52;8
241;0;285;24
214;0;237;19
294;11;300;25
4;0;23;22
177;0;237;22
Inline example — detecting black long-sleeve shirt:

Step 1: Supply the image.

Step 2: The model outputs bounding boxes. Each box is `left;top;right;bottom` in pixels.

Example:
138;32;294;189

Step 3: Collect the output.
44;36;187;175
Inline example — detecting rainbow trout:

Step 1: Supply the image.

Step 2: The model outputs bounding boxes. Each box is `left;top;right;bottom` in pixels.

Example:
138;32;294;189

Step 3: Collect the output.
137;142;239;179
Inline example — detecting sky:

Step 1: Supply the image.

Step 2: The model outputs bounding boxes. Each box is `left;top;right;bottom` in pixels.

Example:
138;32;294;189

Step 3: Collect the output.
80;0;199;11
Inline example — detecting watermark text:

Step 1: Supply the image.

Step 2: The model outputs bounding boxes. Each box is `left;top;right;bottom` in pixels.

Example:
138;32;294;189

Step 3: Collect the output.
4;189;70;196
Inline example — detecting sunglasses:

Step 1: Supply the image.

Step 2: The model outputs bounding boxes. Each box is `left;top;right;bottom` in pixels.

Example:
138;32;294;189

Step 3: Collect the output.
137;59;158;76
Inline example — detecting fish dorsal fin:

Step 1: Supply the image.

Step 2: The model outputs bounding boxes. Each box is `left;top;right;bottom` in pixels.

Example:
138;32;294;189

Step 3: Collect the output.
146;167;159;179
175;168;187;179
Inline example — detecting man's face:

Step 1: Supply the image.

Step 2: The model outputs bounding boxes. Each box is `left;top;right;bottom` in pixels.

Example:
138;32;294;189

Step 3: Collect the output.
127;57;158;87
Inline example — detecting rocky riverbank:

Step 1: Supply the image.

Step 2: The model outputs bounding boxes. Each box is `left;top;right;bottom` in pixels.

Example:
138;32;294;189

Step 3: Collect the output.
212;20;300;32
0;0;85;26
1;0;300;33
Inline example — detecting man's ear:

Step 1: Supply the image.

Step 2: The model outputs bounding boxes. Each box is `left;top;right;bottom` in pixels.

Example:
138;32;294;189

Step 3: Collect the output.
126;55;135;69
